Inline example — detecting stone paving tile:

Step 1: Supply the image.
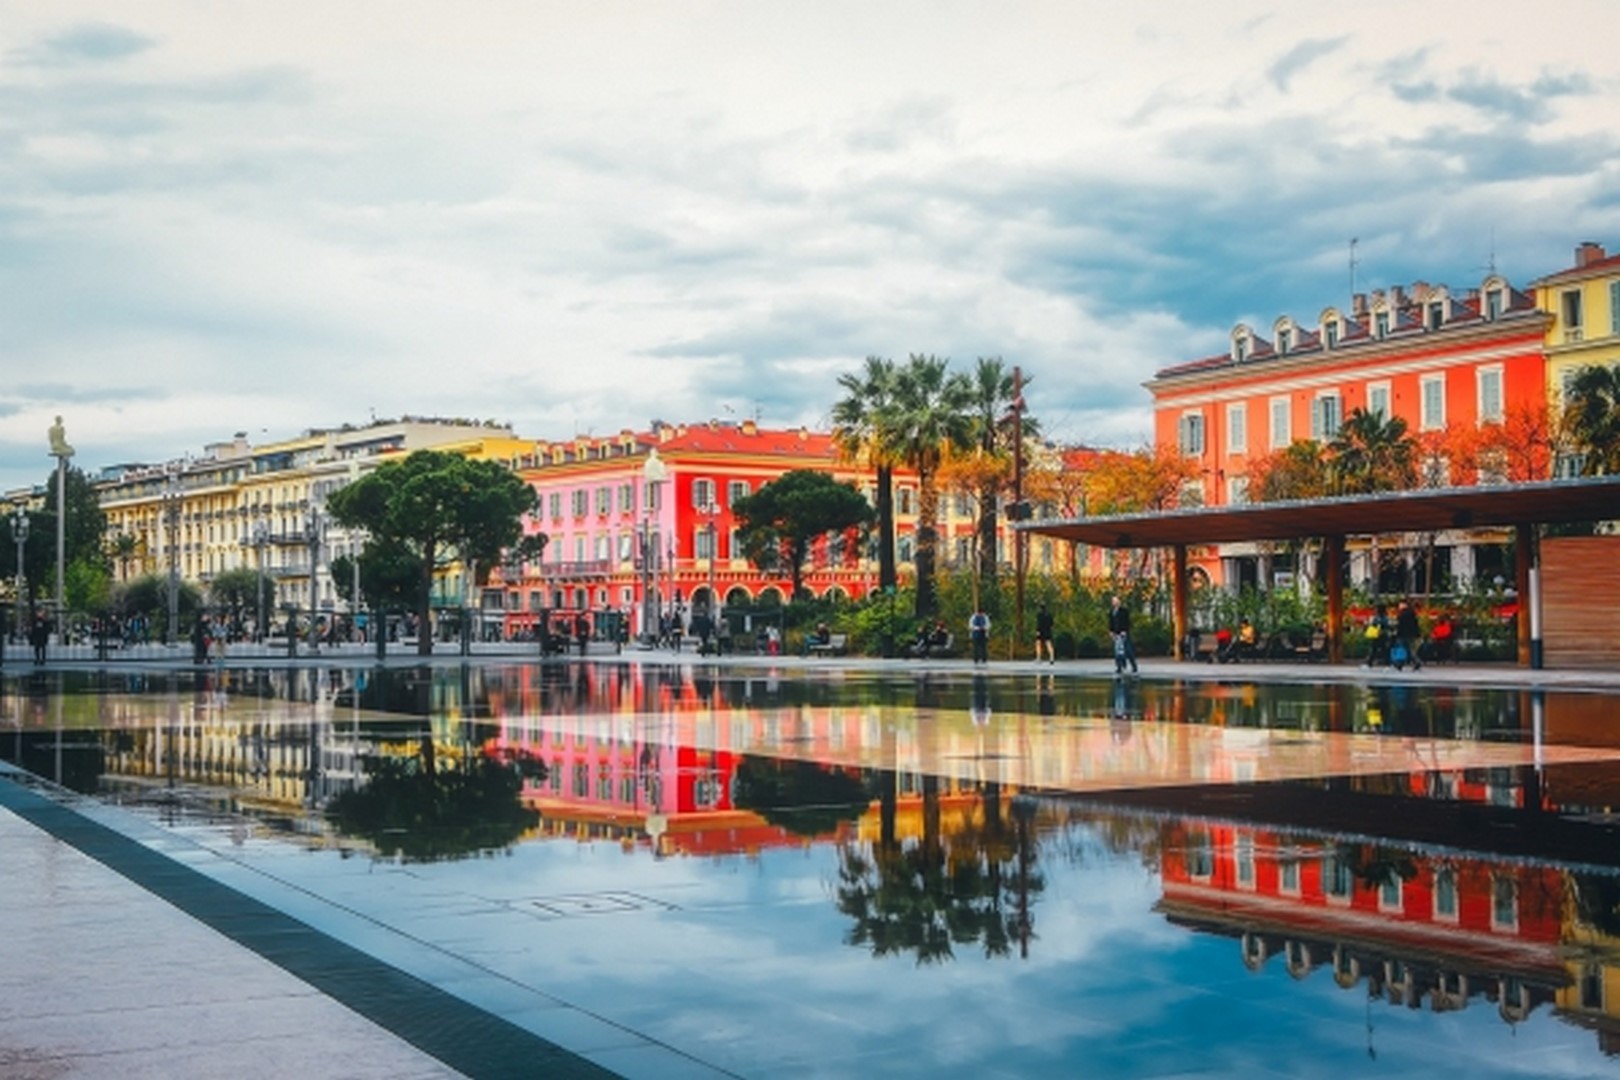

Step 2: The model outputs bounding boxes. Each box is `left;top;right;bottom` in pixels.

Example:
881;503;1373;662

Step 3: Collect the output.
0;808;466;1079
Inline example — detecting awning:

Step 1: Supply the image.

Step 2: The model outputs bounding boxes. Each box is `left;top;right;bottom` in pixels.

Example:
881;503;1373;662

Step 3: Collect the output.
1021;475;1620;548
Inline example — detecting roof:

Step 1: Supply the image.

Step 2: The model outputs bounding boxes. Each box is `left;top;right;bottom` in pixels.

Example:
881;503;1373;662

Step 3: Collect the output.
1020;475;1620;548
1151;288;1542;383
1532;250;1620;286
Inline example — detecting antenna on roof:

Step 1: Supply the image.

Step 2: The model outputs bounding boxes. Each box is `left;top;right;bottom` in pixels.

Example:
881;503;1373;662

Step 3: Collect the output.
1349;237;1360;301
1486;227;1498;275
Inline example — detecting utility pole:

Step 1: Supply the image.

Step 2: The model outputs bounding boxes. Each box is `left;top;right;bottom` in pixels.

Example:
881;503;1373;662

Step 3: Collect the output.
1011;367;1027;658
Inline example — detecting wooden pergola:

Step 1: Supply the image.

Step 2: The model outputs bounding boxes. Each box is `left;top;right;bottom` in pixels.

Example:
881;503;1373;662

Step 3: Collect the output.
1020;476;1620;665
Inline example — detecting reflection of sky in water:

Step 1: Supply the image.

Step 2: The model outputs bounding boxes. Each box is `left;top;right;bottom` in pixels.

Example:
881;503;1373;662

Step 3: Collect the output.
7;665;1620;1078
127;808;1610;1079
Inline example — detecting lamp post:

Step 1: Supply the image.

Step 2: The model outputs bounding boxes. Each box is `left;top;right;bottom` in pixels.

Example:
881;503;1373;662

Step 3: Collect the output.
163;471;181;647
305;505;323;656
641;448;666;643
252;521;269;644
12;503;28;642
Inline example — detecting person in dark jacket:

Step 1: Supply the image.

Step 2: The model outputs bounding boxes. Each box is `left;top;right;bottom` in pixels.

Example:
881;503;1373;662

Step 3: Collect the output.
29;610;49;665
1394;599;1423;671
1034;603;1055;664
574;612;591;656
1108;595;1138;674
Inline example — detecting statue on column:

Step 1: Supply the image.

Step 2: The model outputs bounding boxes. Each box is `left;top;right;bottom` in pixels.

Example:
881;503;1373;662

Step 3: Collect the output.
47;415;74;458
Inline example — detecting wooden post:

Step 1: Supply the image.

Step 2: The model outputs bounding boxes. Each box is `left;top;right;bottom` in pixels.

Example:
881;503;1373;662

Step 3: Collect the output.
1325;534;1345;664
1515;522;1533;667
1172;544;1189;660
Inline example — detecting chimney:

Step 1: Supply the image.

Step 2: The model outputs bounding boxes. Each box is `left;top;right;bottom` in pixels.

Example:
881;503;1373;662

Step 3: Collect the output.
741;419;758;436
1577;241;1607;268
1389;285;1406;309
1352;293;1368;317
1409;281;1430;303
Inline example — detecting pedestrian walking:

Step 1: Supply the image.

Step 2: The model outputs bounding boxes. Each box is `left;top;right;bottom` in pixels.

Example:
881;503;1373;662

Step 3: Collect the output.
1108;595;1138;674
574;611;591;657
1034;602;1055;664
968;607;991;665
192;615;209;665
1394;599;1423;671
29;610;48;665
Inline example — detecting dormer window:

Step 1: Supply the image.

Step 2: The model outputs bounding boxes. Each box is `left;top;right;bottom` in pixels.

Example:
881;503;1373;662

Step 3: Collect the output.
1231;325;1253;363
1374;310;1390;339
1319;309;1342;349
1482;276;1507;320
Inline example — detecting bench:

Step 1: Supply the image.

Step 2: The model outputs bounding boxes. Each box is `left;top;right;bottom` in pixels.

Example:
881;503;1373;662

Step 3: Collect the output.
906;633;955;659
807;633;848;657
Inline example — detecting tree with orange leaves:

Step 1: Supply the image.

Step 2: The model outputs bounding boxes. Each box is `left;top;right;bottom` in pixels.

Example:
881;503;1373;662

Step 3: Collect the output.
1441;401;1556;484
1079;444;1201;516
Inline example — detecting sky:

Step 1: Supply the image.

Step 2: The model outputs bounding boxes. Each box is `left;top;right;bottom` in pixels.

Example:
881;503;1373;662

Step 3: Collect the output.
2;1;1618;494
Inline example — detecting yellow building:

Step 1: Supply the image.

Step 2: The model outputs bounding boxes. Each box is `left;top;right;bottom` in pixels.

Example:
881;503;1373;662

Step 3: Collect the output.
1531;240;1620;444
96;418;523;627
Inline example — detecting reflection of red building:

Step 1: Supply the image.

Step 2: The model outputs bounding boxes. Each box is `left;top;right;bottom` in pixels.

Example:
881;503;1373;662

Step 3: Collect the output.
1160;820;1567;1025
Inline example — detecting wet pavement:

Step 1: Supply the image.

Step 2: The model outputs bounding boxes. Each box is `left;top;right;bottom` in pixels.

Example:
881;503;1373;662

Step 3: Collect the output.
5;653;1620;1078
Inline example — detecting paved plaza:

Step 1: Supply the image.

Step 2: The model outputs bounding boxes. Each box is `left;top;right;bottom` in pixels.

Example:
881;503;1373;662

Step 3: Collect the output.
4;651;1618;1078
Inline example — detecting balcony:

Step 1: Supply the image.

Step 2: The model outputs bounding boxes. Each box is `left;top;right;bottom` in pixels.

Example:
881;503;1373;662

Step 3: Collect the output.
546;559;615;579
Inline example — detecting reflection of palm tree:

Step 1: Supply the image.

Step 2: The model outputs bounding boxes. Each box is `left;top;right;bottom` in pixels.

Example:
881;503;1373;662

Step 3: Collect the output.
835;772;1044;964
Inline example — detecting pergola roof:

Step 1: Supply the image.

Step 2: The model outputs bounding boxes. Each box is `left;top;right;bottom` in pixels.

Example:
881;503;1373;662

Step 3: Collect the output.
1021;476;1620;549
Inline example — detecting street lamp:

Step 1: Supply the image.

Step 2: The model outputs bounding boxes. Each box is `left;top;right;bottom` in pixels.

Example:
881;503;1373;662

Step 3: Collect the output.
11;503;28;642
252;521;269;644
305;504;324;655
163;471;182;647
641;448;666;643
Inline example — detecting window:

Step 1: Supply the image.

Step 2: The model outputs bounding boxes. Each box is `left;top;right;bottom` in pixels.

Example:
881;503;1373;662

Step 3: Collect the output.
573;537;585;562
1563;289;1584;342
595;486;611;515
1276;328;1291;355
1236;834;1255;889
695;527;715;559
643;478;661;510
1233;336;1248;362
897;487;916;515
1324;320;1340;348
1486;287;1504;320
692;478;715;509
1421;374;1446;430
1323;853;1354;903
1492;876;1518;931
1434;867;1458;920
1279;859;1300;896
1187;832;1214;879
618;532;634;560
1177;411;1205;456
1226;403;1247;454
1426;301;1444;331
1367;382;1390;421
1269;396;1291;449
897;533;914;562
1478;366;1504;424
570;490;588;517
1379;875;1402;913
594;534;609;561
728;480;749;506
548;492;561;519
618;483;634;512
1227;476;1249;505
1374;310;1390;339
1611;281;1620;336
1311;393;1342;440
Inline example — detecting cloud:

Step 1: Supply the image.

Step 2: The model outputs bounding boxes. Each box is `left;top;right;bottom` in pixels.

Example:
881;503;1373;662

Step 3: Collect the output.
12;22;156;66
1267;36;1348;92
1394;68;1598;123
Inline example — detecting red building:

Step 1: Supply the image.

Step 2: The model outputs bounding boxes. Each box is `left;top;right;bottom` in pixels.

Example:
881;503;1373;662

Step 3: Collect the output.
1147;274;1549;589
495;420;880;641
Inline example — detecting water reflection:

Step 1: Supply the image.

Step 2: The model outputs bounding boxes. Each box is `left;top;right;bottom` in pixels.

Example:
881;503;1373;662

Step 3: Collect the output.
7;662;1620;1062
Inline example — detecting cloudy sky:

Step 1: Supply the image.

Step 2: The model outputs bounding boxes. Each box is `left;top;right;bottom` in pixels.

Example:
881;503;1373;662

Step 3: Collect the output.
2;1;1617;493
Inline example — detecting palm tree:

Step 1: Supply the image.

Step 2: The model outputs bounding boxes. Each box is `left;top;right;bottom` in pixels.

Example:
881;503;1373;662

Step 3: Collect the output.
885;354;974;618
964;357;1030;591
832;356;899;591
1328;408;1417;495
107;532;139;582
1562;363;1620;475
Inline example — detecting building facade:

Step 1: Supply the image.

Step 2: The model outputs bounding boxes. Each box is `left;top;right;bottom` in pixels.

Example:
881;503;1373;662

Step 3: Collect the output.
95;418;522;634
1531;240;1620;467
1148;273;1549;590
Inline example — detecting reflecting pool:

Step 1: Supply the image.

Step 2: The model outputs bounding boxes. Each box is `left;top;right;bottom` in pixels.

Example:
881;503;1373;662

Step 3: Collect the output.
6;662;1620;1078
